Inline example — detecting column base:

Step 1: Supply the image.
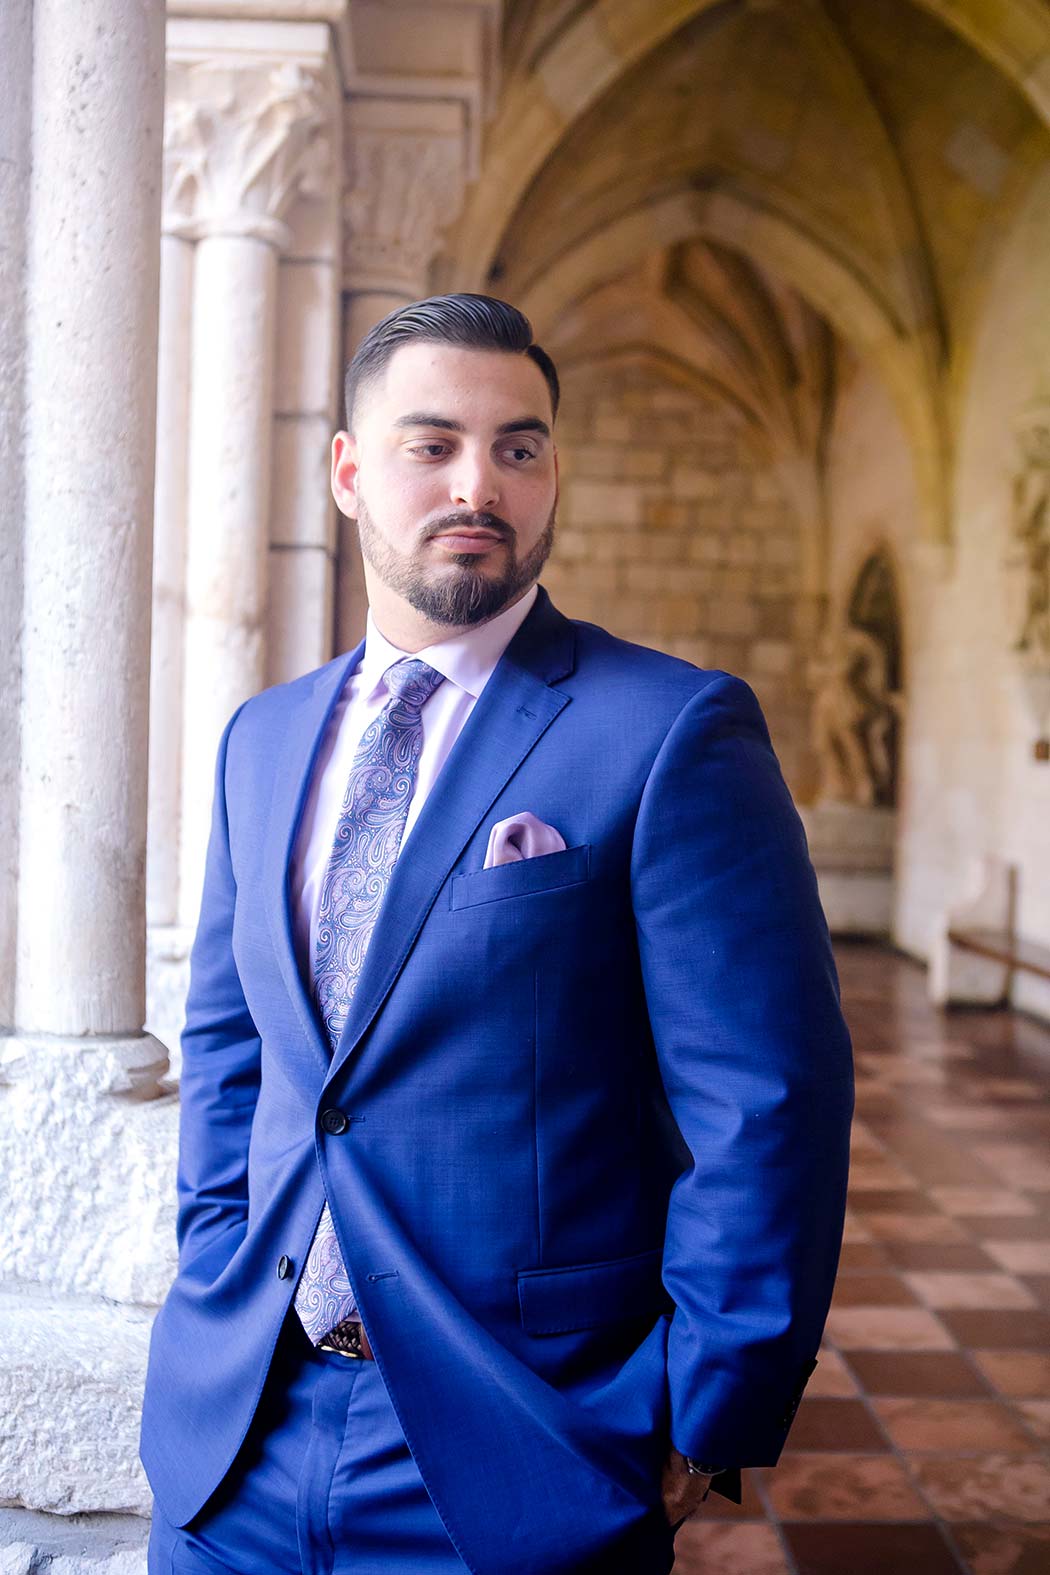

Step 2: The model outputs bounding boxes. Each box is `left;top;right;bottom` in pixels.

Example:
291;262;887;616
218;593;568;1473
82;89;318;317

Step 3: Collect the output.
146;924;194;1071
0;1033;179;1307
0;1288;155;1520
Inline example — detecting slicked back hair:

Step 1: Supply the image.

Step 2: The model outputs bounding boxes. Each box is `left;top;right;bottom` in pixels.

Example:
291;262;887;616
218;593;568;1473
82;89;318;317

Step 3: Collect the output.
344;293;560;431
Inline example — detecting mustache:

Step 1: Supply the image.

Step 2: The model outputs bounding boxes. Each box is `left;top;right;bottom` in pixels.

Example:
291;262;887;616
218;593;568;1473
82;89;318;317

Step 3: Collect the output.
422;511;514;543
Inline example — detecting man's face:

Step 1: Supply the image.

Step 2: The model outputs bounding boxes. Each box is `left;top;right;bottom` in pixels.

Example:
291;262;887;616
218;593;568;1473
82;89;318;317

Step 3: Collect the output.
331;341;558;628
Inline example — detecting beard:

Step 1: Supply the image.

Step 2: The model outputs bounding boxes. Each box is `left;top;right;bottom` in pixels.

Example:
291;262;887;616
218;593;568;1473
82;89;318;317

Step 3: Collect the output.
355;495;557;627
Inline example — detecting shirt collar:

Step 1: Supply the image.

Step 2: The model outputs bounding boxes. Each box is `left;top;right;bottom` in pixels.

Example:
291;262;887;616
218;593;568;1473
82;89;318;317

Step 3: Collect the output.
358;583;539;703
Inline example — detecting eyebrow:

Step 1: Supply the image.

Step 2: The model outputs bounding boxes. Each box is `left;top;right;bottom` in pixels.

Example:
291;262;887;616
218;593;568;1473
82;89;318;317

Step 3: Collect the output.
393;413;551;439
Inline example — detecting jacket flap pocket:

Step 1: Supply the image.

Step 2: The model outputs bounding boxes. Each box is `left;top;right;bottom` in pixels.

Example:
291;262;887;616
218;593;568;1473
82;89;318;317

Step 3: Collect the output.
517;1246;667;1335
450;843;590;910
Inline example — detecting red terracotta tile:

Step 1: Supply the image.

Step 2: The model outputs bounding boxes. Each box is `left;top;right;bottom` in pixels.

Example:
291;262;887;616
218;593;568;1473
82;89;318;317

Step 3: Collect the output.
984;1241;1050;1275
1019;1275;1050;1309
903;1272;1037;1310
930;1187;1037;1217
974;1146;1050;1190
784;1399;888;1453
836;1242;891;1270
832;1273;919;1307
971;1350;1050;1397
782;1521;960;1575
872;1398;1034;1453
824;1306;955;1351
1016;1400;1050;1443
697;1469;765;1521
940;1310;1050;1349
866;1214;968;1245
672;1520;790;1575
956;1217;1050;1242
844;1351;990;1397
881;1242;1000;1272
849;1190;937;1215
951;1522;1050;1575
763;1454;927;1520
970;1217;1050;1240
911;1454;1050;1522
805;1348;860;1399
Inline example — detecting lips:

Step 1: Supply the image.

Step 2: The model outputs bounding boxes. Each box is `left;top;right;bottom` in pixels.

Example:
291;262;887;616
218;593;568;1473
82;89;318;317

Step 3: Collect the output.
435;530;503;542
433;530;505;552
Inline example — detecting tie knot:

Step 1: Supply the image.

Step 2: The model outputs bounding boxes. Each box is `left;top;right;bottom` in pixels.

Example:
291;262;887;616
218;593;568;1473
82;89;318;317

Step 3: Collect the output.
384;658;445;709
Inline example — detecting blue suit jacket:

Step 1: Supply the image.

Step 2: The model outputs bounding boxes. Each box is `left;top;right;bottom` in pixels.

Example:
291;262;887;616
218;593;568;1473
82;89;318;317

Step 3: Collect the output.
139;585;854;1574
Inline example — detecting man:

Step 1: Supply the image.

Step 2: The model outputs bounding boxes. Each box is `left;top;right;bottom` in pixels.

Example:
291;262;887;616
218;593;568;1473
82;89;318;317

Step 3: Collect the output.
140;294;854;1574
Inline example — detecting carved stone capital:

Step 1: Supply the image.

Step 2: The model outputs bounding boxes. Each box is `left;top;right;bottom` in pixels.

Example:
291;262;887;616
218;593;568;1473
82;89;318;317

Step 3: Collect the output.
163;60;331;248
343;100;467;295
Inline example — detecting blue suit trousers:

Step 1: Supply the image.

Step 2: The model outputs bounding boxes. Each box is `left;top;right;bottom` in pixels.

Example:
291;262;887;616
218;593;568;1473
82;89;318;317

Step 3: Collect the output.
147;1311;677;1575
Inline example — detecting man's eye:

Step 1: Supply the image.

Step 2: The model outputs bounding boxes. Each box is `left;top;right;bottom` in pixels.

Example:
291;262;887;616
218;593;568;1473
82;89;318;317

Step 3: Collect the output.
503;446;536;463
408;443;450;459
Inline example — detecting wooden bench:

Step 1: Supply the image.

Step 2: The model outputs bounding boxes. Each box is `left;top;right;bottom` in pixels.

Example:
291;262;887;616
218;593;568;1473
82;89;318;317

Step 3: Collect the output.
946;926;1050;989
929;857;1050;1006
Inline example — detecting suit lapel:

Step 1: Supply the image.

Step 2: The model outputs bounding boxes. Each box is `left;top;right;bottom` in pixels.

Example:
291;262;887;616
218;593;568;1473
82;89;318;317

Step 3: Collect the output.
325;585;576;1086
263;640;364;1082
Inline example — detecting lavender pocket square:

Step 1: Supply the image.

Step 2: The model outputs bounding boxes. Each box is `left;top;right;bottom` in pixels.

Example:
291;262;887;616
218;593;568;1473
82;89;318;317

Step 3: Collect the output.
483;812;567;869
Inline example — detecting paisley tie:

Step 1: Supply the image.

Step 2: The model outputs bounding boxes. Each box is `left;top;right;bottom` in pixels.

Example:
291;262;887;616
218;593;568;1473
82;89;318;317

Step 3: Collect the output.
294;657;446;1347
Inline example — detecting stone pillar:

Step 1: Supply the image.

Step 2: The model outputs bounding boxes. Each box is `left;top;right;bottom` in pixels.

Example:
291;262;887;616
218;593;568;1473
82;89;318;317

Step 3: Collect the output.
337;96;470;650
267;81;345;689
147;207;196;932
17;0;165;1044
0;0;31;1032
163;48;334;930
1;0;173;1527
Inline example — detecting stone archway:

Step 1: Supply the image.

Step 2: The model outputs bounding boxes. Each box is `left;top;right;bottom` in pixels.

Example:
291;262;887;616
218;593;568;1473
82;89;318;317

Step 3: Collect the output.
448;0;1050;293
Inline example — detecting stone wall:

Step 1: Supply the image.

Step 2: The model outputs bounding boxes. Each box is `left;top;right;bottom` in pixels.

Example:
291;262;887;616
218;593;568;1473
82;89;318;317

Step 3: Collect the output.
827;161;1050;1019
543;364;814;795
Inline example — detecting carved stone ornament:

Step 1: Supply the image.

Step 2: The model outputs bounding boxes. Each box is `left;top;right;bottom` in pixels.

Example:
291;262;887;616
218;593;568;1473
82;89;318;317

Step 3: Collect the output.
343;128;466;294
1011;401;1050;665
163;61;330;247
808;622;903;809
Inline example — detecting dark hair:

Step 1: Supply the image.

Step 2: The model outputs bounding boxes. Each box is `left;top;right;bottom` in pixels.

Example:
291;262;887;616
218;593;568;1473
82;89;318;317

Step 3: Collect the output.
344;292;560;429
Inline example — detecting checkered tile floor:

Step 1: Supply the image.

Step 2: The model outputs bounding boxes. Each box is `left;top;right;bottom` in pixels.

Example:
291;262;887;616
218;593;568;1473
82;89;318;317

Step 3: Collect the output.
671;942;1050;1575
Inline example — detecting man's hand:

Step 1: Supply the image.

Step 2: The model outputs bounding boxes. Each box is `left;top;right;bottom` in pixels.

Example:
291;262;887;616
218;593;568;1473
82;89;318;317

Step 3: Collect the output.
660;1445;713;1531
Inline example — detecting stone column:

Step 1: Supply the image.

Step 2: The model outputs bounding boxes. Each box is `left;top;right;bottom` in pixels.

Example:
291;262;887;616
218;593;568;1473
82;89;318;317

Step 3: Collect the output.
337;96;470;650
17;0;165;1047
147;166;197;934
0;0;31;1032
267;82;344;689
165;54;332;929
2;0;173;1524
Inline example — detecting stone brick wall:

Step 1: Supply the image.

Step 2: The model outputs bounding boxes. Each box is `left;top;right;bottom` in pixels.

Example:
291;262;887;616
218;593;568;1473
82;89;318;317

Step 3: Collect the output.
544;365;814;794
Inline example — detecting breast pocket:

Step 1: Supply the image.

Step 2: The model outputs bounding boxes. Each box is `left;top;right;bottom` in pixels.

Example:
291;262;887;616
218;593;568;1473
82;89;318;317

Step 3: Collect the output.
449;843;591;910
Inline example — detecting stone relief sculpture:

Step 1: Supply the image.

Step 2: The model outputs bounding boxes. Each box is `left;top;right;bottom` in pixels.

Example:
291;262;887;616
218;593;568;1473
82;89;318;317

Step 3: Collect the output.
808;622;903;808
1012;408;1050;662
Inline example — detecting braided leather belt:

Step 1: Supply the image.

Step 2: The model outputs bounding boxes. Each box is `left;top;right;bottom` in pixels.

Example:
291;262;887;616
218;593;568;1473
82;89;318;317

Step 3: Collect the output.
317;1317;375;1360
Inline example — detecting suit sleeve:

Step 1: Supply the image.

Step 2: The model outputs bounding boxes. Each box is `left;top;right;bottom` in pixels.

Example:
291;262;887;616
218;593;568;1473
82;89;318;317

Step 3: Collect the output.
631;672;854;1468
174;702;262;1272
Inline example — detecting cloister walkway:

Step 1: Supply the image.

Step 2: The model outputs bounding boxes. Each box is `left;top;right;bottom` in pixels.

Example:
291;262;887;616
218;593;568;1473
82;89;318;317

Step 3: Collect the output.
673;942;1050;1575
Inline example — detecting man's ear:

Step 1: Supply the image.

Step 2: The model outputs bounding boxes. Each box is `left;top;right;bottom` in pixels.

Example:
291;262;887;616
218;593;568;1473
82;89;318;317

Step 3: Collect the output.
331;430;359;518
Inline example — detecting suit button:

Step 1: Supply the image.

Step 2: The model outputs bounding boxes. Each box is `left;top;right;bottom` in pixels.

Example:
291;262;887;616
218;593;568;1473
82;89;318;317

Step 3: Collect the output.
321;1108;350;1135
277;1255;293;1280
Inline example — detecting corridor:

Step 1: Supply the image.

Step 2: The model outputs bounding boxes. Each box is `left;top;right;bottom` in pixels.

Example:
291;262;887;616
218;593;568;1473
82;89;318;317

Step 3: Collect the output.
674;942;1050;1575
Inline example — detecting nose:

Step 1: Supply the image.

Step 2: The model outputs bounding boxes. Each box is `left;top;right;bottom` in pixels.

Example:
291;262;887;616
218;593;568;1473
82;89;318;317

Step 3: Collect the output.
449;448;500;514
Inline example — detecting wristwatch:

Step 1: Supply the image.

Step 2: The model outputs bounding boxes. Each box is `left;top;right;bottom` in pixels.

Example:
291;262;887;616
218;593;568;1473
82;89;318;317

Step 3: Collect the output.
682;1459;725;1499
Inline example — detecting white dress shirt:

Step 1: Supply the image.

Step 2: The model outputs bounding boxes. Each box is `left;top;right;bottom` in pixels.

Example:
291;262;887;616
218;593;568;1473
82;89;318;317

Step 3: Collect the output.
290;583;539;983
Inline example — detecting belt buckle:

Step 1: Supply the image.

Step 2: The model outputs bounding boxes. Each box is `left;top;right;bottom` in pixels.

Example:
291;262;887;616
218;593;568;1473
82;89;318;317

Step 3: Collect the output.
318;1319;366;1359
